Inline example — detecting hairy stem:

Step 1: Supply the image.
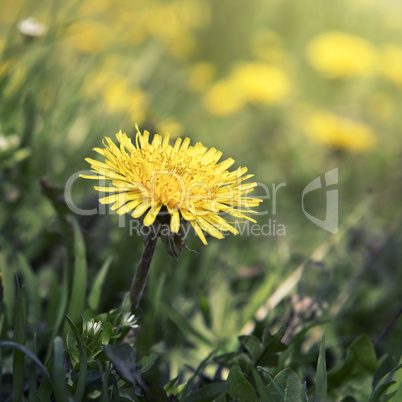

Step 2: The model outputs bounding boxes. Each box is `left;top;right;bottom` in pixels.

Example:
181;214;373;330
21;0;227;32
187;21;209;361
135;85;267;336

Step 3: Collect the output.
130;236;158;311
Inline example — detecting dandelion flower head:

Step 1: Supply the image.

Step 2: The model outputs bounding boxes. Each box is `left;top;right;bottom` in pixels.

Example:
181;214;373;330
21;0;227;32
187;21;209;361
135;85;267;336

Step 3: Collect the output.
203;62;290;116
303;109;376;151
82;126;262;244
306;31;376;78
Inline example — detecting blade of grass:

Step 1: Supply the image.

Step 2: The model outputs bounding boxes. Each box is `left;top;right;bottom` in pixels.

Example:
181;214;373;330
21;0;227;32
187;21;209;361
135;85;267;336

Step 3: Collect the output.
161;302;215;347
0;342;51;380
88;256;112;312
250;196;374;324
100;363;111;402
316;334;327;401
52;336;68;402
65;314;87;401
180;349;218;401
46;254;69;360
17;253;41;331
29;333;40;402
251;366;277;401
66;217;87;325
0;253;15;327
13;280;26;402
0;346;2;396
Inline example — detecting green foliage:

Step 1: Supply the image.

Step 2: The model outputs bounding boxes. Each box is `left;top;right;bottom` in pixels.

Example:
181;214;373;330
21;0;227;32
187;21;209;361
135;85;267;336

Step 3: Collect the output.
1;0;402;400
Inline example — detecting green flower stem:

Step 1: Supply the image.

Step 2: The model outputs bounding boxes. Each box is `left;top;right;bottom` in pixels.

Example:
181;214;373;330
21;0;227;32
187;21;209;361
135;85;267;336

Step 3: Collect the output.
130;235;158;311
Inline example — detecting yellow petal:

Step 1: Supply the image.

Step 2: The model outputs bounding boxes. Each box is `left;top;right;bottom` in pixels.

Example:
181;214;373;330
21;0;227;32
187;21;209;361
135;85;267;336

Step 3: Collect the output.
143;203;162;226
190;220;207;245
169;210;180;233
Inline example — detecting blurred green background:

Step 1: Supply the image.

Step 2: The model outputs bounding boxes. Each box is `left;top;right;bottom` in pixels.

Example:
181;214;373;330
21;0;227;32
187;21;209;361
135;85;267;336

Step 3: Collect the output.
1;0;402;398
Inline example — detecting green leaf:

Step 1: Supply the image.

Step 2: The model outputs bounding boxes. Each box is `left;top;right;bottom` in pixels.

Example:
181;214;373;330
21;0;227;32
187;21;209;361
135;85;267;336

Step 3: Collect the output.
385;355;402;400
101;322;113;345
13;282;26;402
214;351;251;371
88;256;112;312
301;381;309;402
266;368;303;402
66;217;87;324
369;363;402;402
199;296;212;328
328;335;377;389
103;343;144;389
251;366;274;401
52;336;68;402
65;315;88;401
227;364;259;402
138;351;159;373
239;335;263;363
164;375;180;394
261;327;288;355
316;334;327;401
118;388;140;401
394;380;402;402
183;382;229;402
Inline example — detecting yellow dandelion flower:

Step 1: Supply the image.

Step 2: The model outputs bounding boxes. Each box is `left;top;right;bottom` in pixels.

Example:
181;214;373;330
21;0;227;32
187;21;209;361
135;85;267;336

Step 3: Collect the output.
81;126;261;245
231;63;290;104
102;79;147;123
203;80;245;116
303;109;376;151
379;45;402;86
306;31;376;78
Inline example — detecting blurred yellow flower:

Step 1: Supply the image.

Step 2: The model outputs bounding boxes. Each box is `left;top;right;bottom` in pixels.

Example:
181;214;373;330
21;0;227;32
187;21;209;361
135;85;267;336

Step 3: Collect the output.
62;0;208;58
103;79;147;123
203;80;245;116
231;63;290;104
203;62;290;116
379;45;402;86
156;118;183;139
144;0;209;58
81;126;261;245
187;62;215;92
303;109;376;151
306;31;376;78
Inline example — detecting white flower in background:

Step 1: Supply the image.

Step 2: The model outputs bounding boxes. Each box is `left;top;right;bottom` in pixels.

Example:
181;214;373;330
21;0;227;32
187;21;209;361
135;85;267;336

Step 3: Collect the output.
18;17;47;37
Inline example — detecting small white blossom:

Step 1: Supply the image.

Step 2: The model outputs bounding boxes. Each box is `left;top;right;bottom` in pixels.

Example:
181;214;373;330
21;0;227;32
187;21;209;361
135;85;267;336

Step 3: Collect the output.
18;17;47;37
0;134;19;152
121;313;138;329
85;319;102;338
